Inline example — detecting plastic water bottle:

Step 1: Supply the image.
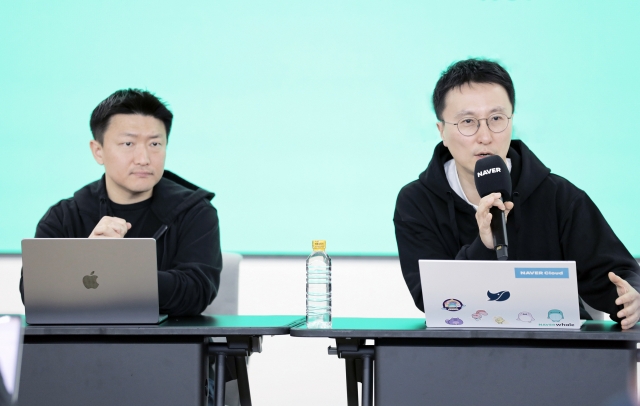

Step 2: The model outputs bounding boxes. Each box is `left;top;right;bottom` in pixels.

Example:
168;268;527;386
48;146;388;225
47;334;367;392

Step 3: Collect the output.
306;240;332;328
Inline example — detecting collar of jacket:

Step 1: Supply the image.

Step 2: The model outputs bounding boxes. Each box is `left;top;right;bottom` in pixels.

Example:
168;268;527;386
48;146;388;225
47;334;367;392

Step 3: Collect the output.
418;140;550;207
74;169;215;226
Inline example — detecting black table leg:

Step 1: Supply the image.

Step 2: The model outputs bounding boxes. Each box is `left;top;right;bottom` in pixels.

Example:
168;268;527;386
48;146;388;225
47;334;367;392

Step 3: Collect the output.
329;339;375;406
214;353;226;406
209;338;260;406
236;355;252;406
361;354;373;406
345;358;359;406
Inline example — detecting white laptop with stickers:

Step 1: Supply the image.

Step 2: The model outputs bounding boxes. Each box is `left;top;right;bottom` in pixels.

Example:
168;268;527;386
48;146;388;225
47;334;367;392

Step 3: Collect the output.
419;260;582;330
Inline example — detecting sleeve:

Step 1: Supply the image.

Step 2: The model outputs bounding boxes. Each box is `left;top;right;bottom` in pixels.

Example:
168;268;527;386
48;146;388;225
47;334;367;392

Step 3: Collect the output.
157;202;222;316
455;237;499;261
19;205;68;303
559;191;640;323
394;213;444;312
394;188;494;312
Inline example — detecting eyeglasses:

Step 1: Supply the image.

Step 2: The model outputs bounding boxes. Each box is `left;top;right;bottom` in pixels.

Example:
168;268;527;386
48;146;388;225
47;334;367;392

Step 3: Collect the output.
442;113;512;137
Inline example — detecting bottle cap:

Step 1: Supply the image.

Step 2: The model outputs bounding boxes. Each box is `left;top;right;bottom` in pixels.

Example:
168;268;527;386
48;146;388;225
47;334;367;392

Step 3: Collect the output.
312;240;326;251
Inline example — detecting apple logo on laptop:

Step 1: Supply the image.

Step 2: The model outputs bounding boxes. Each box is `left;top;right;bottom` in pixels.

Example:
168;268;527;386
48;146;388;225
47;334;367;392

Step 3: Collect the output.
83;271;99;289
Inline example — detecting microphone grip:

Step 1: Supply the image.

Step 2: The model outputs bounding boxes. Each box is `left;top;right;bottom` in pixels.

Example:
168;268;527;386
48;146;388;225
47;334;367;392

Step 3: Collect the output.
489;205;509;260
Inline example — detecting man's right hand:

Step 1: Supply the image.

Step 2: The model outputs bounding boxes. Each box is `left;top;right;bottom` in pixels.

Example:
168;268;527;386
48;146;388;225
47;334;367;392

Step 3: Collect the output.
476;193;514;250
88;216;131;238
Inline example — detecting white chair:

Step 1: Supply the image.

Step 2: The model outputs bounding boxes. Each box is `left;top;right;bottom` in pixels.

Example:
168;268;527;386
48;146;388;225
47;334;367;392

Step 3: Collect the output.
582;299;605;321
203;252;242;316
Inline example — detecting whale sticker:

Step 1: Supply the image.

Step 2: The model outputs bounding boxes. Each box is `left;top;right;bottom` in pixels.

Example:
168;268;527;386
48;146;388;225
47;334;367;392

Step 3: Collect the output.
442;299;465;311
547;309;564;322
487;290;510;301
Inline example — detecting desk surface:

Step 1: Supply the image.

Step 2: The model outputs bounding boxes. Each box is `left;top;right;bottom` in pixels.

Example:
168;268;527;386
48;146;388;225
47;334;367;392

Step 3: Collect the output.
24;315;305;336
290;317;640;341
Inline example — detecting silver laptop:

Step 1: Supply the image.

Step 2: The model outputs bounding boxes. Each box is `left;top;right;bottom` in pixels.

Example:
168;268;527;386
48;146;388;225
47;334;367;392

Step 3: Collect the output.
419;260;581;329
22;239;167;325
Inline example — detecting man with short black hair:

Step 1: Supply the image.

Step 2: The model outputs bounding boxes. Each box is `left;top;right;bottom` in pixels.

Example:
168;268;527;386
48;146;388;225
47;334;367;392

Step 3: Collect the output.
394;59;640;328
20;89;221;316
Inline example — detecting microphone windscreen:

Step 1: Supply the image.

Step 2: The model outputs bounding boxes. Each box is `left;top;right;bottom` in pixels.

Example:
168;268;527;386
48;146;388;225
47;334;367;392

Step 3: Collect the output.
474;155;512;201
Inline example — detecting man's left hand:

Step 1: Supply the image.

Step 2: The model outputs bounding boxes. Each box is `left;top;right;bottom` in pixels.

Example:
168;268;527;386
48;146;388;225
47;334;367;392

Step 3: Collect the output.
609;272;640;330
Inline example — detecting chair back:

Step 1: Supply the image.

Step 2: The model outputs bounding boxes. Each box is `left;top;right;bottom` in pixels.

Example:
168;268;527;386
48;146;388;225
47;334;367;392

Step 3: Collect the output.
203;252;242;315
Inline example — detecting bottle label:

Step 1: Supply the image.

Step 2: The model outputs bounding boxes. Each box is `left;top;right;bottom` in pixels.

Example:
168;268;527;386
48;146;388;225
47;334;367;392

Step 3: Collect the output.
312;240;326;251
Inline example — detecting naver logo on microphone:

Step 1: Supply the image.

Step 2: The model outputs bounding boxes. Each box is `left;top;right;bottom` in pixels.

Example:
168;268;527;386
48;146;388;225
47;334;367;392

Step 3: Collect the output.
476;167;502;177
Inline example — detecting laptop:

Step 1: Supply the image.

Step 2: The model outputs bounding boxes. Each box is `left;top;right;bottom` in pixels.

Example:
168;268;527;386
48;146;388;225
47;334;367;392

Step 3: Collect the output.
419;260;581;329
0;315;23;406
22;238;167;325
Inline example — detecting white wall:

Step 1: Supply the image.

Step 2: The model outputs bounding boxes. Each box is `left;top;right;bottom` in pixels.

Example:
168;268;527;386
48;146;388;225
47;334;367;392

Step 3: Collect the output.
0;255;422;406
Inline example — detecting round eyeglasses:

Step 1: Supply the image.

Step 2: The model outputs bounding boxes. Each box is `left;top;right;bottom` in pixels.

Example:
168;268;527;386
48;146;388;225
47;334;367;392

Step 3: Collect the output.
442;113;512;137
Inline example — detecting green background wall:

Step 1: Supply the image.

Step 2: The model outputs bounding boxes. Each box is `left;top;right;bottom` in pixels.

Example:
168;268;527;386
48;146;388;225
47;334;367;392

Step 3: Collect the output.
1;1;639;256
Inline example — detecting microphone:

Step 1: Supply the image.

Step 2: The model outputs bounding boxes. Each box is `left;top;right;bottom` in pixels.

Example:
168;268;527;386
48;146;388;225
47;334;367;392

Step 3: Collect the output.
474;155;512;260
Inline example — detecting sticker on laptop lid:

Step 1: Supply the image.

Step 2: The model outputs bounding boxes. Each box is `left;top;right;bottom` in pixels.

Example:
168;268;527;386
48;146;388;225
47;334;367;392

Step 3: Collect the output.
487;290;510;301
442;299;465;311
494;316;507;324
445;318;463;325
515;268;569;278
547;309;564;322
471;310;488;321
516;312;535;323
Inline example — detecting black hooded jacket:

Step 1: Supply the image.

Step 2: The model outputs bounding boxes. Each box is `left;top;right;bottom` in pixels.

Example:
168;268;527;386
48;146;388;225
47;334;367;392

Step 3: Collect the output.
394;140;640;322
20;170;222;316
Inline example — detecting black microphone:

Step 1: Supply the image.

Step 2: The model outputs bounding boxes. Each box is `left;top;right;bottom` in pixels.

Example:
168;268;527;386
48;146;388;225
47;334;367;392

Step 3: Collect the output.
474;155;511;260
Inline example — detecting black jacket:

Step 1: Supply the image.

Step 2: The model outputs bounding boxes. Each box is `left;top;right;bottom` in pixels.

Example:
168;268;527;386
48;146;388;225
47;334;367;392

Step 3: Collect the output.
394;140;640;322
20;170;222;316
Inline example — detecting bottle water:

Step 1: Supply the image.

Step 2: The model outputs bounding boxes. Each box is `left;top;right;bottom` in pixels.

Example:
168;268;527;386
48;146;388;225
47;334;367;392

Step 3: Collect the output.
306;240;332;328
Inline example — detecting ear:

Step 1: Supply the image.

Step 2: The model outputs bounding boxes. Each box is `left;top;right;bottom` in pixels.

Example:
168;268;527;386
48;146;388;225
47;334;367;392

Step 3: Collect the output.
90;140;104;165
436;122;447;147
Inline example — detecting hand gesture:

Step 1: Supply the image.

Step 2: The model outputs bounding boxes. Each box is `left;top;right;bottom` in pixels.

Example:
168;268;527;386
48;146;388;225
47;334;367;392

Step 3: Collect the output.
609;272;640;330
476;193;514;249
88;216;131;238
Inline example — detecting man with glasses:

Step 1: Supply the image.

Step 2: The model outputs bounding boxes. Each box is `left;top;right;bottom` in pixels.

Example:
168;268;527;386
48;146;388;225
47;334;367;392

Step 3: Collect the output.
394;58;640;328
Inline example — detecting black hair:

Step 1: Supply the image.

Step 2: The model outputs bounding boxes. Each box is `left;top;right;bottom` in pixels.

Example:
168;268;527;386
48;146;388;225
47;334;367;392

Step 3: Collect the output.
432;58;515;121
89;89;173;144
